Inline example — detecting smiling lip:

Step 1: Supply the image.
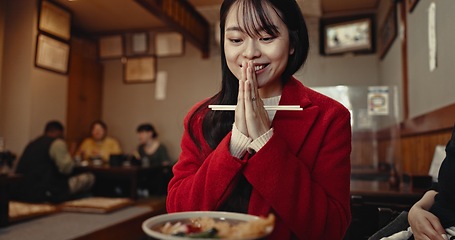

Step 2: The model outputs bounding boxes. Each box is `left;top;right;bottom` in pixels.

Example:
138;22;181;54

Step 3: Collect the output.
239;63;269;74
254;64;268;73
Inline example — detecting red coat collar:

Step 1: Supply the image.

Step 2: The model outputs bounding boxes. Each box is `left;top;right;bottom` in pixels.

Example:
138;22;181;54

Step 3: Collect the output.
273;77;320;155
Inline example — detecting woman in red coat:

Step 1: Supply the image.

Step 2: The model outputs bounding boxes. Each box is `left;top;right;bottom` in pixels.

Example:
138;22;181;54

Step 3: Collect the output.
167;0;352;239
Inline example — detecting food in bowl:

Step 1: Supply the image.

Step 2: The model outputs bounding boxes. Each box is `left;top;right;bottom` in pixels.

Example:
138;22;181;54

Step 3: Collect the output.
157;213;275;239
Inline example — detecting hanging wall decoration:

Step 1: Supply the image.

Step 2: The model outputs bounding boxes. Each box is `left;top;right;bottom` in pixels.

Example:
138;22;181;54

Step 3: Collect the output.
35;34;70;74
38;0;71;41
155;32;184;57
378;4;397;59
123;56;156;84
99;35;124;59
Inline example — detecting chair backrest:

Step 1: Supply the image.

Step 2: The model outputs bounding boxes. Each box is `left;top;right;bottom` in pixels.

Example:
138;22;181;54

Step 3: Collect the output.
429;145;446;182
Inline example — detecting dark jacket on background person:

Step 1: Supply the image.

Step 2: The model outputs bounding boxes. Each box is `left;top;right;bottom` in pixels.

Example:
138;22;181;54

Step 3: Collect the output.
13;136;70;203
137;144;170;166
430;124;455;228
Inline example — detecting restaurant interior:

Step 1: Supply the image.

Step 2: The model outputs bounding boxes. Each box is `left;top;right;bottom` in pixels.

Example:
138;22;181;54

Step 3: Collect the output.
1;0;455;239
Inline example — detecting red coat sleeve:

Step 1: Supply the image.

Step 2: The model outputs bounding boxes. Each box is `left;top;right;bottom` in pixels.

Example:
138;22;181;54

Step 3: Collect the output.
245;108;351;239
166;107;246;211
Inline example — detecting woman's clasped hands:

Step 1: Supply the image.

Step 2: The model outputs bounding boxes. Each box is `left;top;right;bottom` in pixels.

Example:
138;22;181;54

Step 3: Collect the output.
235;60;270;140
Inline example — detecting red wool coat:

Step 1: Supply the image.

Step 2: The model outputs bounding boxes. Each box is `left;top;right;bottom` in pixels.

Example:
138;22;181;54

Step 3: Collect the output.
167;78;352;239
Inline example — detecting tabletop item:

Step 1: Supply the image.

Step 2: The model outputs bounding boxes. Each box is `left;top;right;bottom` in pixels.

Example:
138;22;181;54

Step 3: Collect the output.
142;211;274;240
60;197;133;213
9;201;58;223
0;151;16;175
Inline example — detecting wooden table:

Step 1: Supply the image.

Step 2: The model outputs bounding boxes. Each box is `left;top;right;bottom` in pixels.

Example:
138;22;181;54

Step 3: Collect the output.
0;197;167;240
350;179;425;207
74;164;172;199
346;180;427;240
0;174;21;227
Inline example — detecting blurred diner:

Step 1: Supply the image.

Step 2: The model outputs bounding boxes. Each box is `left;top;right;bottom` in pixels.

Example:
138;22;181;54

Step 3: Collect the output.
133;123;173;197
76;120;122;163
11;121;95;203
133;123;171;167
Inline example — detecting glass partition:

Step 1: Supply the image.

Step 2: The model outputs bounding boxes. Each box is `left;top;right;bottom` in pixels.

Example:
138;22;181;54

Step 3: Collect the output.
312;86;401;181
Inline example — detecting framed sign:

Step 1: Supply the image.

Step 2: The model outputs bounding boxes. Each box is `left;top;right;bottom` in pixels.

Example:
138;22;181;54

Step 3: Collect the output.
320;15;375;55
38;0;71;41
368;86;389;116
124;32;154;56
124;57;156;83
131;32;148;54
155;32;184;57
378;4;397;59
99;35;124;59
407;0;420;13
35;34;70;74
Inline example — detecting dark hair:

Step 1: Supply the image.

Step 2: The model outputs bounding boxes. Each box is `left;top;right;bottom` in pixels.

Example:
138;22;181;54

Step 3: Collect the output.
44;120;64;133
187;0;309;150
90;120;107;132
136;123;158;138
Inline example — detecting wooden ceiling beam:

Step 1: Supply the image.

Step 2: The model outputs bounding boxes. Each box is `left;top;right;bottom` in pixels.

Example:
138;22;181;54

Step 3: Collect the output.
135;0;210;58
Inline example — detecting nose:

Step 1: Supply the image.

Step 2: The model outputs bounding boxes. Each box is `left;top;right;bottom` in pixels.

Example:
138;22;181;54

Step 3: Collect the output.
242;39;260;59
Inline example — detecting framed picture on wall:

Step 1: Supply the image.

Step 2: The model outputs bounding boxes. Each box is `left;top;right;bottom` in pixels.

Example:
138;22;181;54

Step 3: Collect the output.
320;15;375;55
35;34;70;74
407;0;420;13
155;32;184;57
131;32;148;54
124;32;154;56
38;0;71;41
378;4;397;59
98;35;124;59
123;56;156;83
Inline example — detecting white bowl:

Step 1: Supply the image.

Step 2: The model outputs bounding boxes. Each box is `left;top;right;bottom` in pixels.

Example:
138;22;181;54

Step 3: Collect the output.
142;211;273;240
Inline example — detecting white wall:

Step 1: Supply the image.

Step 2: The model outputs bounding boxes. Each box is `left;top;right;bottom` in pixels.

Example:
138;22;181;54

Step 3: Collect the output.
102;43;221;160
30;69;68;138
0;0;68;154
406;0;455;118
376;0;455;119
377;2;404;121
295;16;379;87
1;1;35;154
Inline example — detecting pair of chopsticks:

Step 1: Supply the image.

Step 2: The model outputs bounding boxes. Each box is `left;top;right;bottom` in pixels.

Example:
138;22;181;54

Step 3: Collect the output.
208;105;302;111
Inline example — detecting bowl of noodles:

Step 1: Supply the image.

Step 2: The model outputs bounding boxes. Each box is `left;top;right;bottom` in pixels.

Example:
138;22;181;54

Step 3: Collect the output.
142;211;275;240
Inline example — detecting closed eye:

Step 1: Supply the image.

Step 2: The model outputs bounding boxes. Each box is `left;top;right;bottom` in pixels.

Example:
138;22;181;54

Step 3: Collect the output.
260;36;276;42
228;38;243;44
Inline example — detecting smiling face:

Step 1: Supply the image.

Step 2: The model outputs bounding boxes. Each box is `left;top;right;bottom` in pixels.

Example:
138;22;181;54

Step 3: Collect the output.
91;123;106;141
224;1;293;97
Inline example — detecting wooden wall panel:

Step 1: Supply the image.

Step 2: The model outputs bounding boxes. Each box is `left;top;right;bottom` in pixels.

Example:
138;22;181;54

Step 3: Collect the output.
362;104;455;176
372;103;455;176
399;130;451;174
352;139;377;167
66;37;103;154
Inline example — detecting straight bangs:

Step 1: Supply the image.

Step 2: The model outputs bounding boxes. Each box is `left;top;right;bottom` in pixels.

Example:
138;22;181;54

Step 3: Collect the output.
236;0;281;38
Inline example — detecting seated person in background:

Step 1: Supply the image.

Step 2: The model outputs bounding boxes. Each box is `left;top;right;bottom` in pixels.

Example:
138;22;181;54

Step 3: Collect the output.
12;121;94;203
134;123;171;167
77;120;122;163
369;124;455;240
134;123;173;197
